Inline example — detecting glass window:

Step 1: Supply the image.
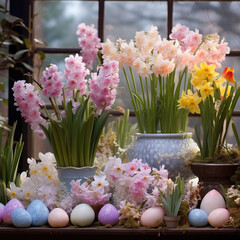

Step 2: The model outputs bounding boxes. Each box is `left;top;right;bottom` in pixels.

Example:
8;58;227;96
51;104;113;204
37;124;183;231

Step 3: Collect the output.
173;2;240;50
105;1;167;41
34;1;99;47
30;0;240;159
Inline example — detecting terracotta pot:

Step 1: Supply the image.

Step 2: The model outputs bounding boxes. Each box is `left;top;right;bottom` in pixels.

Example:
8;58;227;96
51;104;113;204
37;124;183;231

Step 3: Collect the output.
163;215;180;228
190;163;239;198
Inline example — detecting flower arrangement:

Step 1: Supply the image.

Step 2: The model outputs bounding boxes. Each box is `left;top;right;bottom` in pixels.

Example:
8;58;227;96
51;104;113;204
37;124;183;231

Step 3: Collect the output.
101;24;229;133
12;55;120;167
70;173;111;207
103;156;173;208
178;62;240;162
6;152;73;213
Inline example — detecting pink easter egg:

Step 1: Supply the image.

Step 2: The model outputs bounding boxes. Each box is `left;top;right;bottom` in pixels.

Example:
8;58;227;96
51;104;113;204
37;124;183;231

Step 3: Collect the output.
141;207;165;228
200;189;226;215
0;203;4;223
208;208;230;227
2;198;24;225
48;208;69;228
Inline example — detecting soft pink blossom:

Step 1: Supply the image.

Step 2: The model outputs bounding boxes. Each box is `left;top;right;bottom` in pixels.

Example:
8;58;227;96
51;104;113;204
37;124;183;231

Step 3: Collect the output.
76;23;101;70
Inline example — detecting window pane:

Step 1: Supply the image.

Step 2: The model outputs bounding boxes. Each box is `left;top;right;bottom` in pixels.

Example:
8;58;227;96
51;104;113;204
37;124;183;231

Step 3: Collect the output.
173;1;240;50
34;1;98;47
105;1;167;41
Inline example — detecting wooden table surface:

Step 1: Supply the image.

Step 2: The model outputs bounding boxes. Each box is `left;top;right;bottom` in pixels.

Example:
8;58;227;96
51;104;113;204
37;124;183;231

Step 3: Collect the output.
1;226;240;240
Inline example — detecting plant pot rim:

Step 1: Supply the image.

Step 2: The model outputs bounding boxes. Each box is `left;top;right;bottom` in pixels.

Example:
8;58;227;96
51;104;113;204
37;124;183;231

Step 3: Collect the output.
190;162;240;167
55;165;97;170
163;215;180;220
135;132;192;138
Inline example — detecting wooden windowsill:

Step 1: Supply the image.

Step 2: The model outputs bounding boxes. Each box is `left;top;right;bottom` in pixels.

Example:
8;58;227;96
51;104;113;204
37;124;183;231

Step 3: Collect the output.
0;225;240;240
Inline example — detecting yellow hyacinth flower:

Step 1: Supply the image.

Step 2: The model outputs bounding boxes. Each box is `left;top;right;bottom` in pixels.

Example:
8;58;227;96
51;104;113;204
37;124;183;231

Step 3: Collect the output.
199;82;214;100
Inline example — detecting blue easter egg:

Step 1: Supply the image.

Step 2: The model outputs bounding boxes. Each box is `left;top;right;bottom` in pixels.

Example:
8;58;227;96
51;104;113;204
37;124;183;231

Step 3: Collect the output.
27;200;49;226
189;209;208;227
12;208;32;228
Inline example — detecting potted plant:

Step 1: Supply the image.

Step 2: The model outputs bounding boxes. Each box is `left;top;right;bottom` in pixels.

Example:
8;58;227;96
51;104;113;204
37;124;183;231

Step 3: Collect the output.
178;62;240;197
0;121;24;204
12;55;120;190
101;24;229;179
160;175;184;228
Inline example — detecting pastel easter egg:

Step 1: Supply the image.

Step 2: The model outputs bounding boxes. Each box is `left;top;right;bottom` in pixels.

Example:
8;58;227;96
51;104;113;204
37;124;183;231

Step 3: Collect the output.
27;200;49;226
141;207;165;228
12;208;32;228
200;189;226;215
48;208;69;228
208;208;230;227
98;204;119;226
2;198;24;225
0;203;4;223
188;209;208;227
70;203;95;227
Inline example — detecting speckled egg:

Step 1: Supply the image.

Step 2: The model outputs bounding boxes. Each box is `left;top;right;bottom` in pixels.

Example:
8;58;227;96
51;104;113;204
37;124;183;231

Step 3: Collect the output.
70;203;95;227
141;207;165;228
27;200;49;226
12;208;32;228
2;198;24;225
208;208;230;227
48;208;69;228
98;204;119;226
0;203;4;223
200;189;226;215
188;209;208;227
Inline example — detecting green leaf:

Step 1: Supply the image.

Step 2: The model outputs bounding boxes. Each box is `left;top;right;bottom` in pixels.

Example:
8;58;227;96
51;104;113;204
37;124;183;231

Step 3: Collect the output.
13;49;28;60
34;38;47;46
24;38;31;49
36;50;46;60
84;114;95;166
4;13;21;23
232;123;240;150
10;34;24;44
21;62;34;72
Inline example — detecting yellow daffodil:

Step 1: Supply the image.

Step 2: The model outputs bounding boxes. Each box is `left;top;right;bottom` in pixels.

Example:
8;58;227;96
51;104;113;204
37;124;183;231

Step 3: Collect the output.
219;85;231;99
187;91;202;114
191;76;205;89
178;89;202;114
200;62;219;81
215;76;226;88
191;62;219;88
199;82;214;100
178;90;189;108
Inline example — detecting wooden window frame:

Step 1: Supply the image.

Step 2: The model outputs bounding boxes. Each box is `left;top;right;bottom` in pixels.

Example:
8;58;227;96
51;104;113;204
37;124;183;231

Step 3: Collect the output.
9;0;240;170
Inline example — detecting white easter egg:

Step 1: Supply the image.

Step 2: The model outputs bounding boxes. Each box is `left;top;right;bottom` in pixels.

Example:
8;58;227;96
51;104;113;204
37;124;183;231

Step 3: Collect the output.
208;208;230;227
48;208;69;228
70;203;95;227
200;189;226;215
141;207;165;228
